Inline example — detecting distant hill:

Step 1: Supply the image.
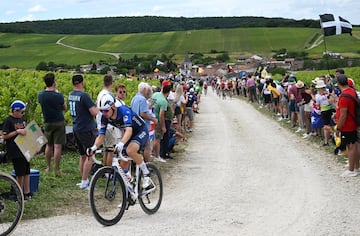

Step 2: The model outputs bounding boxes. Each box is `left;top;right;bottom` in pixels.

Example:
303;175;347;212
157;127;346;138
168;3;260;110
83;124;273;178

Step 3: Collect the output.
0;16;320;34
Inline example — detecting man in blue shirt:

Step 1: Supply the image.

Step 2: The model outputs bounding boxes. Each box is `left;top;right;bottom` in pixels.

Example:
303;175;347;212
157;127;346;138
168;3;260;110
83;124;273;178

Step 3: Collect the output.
38;73;67;175
130;82;158;162
68;74;98;189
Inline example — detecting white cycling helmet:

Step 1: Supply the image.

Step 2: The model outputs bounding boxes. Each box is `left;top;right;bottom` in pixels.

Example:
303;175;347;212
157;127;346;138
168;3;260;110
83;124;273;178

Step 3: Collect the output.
97;93;115;110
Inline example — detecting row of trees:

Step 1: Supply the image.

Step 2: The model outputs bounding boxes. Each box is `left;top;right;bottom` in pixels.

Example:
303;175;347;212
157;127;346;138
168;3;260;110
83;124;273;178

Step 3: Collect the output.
0;16;322;35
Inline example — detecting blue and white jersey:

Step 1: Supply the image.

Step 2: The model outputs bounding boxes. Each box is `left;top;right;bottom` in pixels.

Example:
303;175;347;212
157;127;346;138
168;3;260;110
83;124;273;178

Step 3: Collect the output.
99;105;147;136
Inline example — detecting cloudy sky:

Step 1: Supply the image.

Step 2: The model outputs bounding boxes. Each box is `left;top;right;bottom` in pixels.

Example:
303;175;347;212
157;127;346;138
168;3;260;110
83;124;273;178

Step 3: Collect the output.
1;0;360;24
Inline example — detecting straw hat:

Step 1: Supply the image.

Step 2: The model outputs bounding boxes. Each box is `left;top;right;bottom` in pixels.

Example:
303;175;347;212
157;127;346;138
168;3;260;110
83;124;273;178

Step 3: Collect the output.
295;80;304;88
315;80;326;88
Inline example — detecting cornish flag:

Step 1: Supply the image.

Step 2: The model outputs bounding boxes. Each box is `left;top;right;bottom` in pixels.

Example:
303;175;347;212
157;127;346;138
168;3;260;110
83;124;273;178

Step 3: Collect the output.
319;14;352;36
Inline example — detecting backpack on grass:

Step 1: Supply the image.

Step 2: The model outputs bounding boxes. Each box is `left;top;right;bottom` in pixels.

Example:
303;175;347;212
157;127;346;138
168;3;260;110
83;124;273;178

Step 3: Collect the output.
340;93;360;126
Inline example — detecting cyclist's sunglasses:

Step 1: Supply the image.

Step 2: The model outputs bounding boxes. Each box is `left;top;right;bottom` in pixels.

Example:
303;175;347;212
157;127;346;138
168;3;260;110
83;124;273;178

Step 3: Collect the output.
100;109;110;113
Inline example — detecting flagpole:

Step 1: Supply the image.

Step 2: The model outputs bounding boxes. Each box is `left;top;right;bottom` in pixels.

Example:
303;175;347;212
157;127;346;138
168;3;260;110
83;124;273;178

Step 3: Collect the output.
322;35;331;75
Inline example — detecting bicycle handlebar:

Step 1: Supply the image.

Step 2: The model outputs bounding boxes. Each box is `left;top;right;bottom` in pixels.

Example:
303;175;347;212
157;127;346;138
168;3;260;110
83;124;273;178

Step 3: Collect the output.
91;148;130;165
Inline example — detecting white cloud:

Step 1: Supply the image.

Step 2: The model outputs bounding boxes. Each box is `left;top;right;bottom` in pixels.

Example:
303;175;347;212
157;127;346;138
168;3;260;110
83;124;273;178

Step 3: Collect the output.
28;5;47;13
18;14;36;22
5;10;15;15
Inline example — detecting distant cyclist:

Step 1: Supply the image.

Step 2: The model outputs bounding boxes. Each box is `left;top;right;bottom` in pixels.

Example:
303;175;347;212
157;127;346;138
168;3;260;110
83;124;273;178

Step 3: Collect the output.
87;94;153;189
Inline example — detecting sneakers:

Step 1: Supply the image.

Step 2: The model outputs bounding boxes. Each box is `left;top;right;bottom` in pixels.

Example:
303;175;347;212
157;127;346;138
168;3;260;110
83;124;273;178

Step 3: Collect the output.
341;170;358;177
142;175;154;190
295;128;304;133
24;192;33;201
154;156;167;163
302;133;310;139
79;180;89;190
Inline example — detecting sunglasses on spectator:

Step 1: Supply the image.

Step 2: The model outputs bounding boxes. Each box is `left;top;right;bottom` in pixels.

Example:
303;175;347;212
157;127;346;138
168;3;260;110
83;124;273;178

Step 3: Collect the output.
118;91;126;94
100;109;110;113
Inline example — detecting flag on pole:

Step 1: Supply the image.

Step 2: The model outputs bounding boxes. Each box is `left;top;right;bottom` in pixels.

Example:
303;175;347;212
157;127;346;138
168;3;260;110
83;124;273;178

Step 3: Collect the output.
319;14;352;36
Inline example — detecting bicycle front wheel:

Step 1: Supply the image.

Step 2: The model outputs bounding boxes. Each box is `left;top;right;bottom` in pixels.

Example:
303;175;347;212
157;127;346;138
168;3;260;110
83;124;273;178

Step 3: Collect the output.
0;172;24;236
138;163;163;214
88;167;127;226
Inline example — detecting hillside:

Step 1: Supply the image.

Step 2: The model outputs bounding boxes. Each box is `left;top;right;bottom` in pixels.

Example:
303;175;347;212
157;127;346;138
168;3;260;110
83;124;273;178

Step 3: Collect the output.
0;16;320;35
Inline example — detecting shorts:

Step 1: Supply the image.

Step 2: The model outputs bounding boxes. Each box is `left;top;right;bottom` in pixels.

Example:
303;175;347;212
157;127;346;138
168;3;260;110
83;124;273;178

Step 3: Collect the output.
273;97;279;106
341;130;358;146
304;101;312;112
12;156;30;177
74;129;97;156
44;121;66;145
263;94;271;104
289;100;295;112
185;107;194;122
123;129;149;155
103;126;118;147
174;106;182;116
321;110;333;126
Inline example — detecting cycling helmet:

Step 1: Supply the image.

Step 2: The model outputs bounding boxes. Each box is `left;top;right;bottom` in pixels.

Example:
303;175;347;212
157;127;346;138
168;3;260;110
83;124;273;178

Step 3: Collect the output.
97;93;115;110
10;100;26;111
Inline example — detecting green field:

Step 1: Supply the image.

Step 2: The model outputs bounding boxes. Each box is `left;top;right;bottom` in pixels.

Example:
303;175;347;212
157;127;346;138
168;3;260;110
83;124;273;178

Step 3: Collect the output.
1;27;359;69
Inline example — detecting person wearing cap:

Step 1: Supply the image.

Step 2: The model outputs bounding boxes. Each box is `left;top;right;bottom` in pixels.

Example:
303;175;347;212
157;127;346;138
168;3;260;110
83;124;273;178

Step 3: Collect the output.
38;72;67;175
68;74;99;189
335;74;359;177
312;79;336;146
185;87;197;132
2;100;33;200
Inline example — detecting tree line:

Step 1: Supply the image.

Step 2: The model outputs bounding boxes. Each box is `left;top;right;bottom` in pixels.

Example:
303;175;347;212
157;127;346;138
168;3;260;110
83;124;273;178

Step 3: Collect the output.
0;16;321;34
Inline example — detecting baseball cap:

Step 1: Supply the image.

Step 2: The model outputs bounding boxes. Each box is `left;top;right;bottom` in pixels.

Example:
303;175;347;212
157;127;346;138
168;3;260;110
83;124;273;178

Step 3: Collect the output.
162;80;171;89
348;78;355;87
11;100;26;111
72;74;84;85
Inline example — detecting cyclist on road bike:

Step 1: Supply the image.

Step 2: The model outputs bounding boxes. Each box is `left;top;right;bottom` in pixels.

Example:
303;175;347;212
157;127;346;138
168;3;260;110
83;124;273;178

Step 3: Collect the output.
86;94;153;189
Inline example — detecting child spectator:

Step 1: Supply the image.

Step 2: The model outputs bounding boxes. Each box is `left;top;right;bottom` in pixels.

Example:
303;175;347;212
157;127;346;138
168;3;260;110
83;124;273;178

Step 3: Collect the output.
2;100;33;200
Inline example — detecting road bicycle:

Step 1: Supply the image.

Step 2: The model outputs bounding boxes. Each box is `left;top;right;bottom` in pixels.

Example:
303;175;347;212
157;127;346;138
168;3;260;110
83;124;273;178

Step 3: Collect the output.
88;149;163;226
0;171;24;236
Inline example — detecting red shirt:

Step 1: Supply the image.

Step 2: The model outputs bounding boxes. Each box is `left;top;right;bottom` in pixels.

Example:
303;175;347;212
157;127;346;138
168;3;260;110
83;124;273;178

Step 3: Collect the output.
336;87;357;132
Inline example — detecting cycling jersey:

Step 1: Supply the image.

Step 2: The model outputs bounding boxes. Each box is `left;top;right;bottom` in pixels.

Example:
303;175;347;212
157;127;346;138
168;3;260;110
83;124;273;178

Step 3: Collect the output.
99;105;147;136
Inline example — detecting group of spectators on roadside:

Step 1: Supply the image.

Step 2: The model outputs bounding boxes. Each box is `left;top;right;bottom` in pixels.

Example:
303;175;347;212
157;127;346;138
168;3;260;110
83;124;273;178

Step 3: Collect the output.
221;68;360;177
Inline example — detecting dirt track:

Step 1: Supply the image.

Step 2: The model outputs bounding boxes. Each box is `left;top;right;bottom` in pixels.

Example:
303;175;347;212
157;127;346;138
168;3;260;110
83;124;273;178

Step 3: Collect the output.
14;89;360;235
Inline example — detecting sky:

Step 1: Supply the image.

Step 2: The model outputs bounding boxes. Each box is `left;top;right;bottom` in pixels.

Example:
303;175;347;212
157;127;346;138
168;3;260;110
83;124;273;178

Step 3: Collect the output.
1;0;360;25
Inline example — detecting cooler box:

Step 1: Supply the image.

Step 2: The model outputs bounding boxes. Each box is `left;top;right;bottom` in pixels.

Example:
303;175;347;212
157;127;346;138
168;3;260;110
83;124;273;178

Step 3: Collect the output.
11;169;40;192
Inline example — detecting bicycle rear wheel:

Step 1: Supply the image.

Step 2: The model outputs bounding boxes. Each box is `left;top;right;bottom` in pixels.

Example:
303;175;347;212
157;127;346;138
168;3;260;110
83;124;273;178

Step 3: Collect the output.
138;163;163;214
88;167;127;226
0;173;24;236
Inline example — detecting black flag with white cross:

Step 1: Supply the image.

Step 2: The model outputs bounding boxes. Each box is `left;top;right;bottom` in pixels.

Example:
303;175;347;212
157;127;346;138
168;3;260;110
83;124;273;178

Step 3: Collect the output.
319;14;352;36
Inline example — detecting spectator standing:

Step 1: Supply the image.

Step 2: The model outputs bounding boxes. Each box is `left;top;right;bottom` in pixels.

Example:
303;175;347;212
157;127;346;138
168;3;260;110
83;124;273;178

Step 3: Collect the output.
115;83;127;106
313;79;335;146
152;80;172;162
2;100;32;200
336;75;359;177
95;75;117;167
246;75;257;103
38;73;67;175
185;87;197;132
130;82;158;162
68;74;98;189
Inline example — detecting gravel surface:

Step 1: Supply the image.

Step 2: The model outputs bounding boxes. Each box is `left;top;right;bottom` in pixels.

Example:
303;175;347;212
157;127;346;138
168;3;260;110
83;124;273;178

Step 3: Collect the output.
13;90;360;236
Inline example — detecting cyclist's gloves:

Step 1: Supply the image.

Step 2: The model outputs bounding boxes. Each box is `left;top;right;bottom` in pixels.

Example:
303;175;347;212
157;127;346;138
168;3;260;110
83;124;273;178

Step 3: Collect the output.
86;145;97;156
115;142;124;153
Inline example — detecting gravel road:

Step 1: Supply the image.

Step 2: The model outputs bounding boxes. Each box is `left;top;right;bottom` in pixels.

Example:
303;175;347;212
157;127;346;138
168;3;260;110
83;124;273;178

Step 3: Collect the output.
14;89;360;236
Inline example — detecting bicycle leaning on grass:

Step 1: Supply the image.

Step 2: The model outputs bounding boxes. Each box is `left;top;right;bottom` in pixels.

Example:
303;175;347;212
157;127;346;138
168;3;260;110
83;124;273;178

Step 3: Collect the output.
88;149;163;226
0;171;24;236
